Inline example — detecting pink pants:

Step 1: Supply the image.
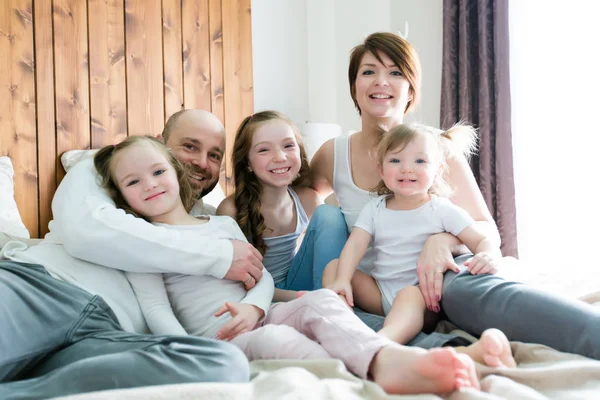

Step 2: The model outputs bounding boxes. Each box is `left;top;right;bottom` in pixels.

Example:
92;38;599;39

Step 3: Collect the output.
231;289;395;379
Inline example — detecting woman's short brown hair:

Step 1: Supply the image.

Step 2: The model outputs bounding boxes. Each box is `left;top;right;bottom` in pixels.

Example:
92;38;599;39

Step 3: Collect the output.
348;32;422;115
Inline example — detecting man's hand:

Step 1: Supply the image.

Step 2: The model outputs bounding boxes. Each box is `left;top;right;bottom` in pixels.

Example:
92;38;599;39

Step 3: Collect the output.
224;240;264;289
215;302;263;341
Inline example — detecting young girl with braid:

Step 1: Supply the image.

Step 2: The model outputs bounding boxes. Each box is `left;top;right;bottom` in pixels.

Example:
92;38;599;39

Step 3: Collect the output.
217;111;347;301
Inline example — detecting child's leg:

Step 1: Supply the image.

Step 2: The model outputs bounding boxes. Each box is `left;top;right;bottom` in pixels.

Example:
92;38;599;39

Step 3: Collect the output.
285;204;348;290
322;259;384;315
378;286;426;344
230;324;331;361
453;328;517;368
263;289;480;394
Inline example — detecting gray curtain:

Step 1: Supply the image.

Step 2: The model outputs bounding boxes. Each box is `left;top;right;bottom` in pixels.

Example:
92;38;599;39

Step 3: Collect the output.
440;0;518;257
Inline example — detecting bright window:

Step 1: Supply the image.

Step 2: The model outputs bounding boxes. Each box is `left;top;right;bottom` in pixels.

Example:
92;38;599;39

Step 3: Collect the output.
510;1;600;296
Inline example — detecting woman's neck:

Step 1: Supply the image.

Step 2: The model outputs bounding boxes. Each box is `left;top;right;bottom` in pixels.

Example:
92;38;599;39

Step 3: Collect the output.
359;114;405;147
259;184;292;209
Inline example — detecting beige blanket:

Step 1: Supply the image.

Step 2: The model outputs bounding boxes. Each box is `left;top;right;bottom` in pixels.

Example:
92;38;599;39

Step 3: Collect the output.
56;342;600;400
4;234;599;399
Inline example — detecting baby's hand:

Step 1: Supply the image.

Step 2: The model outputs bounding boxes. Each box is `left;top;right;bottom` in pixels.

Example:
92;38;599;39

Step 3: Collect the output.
325;280;354;307
295;290;309;298
464;252;499;275
214;302;263;341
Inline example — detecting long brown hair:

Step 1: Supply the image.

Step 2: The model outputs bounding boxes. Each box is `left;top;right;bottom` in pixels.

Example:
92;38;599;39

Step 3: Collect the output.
372;123;478;197
232;111;310;254
94;135;195;220
348;32;422;115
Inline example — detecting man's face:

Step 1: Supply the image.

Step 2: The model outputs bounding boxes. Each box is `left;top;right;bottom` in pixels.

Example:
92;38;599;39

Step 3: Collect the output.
165;116;225;198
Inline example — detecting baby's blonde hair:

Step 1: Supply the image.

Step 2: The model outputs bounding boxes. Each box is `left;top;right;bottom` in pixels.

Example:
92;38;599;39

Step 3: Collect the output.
373;122;478;197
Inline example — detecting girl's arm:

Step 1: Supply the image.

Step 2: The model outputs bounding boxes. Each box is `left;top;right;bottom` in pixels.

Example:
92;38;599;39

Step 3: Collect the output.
336;227;372;281
418;154;501;311
446;155;500;245
125;272;188;336
326;227;371;306
457;225;502;259
309;139;336;199
216;195;236;218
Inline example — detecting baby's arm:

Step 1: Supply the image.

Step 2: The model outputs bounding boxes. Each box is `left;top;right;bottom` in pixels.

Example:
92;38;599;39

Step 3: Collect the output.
126;272;188;336
327;227;372;306
457;225;502;274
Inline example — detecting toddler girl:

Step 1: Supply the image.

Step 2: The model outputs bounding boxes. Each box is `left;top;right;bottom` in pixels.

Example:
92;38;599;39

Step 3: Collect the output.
326;123;516;368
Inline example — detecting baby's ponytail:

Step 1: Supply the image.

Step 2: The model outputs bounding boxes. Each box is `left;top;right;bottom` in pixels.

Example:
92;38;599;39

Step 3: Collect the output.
440;122;478;161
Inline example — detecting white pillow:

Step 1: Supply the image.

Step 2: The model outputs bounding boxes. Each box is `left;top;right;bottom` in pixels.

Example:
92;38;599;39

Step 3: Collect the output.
0;157;30;238
60;149;226;209
61;149;99;173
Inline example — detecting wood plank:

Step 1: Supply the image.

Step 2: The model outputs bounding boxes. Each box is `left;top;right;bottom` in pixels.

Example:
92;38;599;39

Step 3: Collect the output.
208;0;224;123
125;0;164;136
34;0;56;237
88;0;127;148
182;0;211;110
163;0;184;121
53;0;91;184
221;0;253;194
0;0;39;237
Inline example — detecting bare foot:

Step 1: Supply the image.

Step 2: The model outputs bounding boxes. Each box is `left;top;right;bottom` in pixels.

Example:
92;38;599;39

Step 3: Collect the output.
370;346;480;394
463;328;516;368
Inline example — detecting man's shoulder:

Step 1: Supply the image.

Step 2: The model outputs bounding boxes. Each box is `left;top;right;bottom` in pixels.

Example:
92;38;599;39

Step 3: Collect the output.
190;199;217;217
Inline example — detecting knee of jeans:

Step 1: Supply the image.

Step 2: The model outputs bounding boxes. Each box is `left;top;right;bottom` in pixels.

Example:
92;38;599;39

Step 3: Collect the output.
312;204;346;230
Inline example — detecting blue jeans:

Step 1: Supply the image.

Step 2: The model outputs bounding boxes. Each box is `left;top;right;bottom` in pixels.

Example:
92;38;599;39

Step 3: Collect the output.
277;204;348;291
0;261;249;399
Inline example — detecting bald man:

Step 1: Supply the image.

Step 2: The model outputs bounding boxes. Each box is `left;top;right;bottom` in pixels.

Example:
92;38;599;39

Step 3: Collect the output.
0;110;258;398
160;109;225;201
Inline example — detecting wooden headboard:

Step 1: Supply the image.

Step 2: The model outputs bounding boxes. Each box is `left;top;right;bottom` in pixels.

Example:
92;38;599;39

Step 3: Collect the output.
0;0;253;238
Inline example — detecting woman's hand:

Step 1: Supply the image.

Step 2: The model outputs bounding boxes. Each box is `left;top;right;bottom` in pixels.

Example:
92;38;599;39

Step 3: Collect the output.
325;280;354;307
215;302;263;341
417;233;461;312
464;252;499;275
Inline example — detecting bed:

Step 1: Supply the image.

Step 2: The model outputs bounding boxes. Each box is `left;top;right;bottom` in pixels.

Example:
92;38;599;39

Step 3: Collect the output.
2;154;600;399
2;1;600;398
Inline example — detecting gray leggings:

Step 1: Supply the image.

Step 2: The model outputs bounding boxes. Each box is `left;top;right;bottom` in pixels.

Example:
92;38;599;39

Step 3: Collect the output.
0;261;249;399
356;255;600;359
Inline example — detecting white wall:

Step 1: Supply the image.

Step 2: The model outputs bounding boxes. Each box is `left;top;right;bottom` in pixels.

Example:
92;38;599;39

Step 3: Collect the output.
251;0;444;133
251;1;308;126
390;1;443;127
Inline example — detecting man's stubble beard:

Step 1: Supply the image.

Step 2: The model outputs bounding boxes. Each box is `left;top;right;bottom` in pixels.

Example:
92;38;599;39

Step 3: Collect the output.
184;164;219;199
